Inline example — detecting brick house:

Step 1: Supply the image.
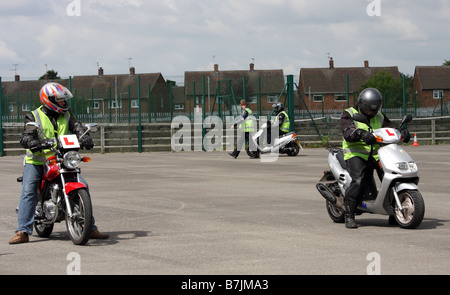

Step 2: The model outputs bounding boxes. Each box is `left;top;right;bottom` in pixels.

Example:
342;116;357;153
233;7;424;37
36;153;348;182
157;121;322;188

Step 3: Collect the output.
412;66;450;110
298;58;400;112
184;63;288;116
1;67;170;118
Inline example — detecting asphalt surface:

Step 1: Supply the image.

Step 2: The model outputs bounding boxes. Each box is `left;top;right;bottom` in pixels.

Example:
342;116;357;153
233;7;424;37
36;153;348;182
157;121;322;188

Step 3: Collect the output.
0;145;449;275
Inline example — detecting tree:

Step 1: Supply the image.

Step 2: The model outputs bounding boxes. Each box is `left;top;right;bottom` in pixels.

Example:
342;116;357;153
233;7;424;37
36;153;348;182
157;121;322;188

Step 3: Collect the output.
39;69;60;80
358;70;412;108
443;60;450;66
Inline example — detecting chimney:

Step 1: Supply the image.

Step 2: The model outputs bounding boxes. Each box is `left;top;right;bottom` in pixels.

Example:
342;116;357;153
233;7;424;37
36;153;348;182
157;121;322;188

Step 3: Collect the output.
364;60;369;68
15;74;20;82
130;66;135;76
329;57;334;69
98;67;104;77
250;63;255;72
214;64;219;72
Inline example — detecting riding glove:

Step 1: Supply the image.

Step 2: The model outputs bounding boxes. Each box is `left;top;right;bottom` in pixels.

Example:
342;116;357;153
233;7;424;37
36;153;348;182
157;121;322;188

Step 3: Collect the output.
400;128;411;143
356;129;377;145
80;135;94;150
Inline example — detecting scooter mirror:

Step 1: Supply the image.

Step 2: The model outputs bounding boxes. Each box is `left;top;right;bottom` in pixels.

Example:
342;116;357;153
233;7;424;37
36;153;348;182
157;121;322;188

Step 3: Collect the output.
25;122;40;131
402;114;413;124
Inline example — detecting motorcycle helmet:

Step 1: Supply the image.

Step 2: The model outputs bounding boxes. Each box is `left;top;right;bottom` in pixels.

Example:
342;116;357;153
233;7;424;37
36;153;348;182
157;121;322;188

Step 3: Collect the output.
272;102;284;115
357;88;382;118
39;82;72;113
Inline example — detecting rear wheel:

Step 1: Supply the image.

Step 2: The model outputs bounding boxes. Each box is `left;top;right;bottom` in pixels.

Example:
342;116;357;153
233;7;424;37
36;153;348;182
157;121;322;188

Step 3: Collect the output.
393;190;425;229
34;222;54;237
326;200;345;223
286;142;300;156
65;189;93;245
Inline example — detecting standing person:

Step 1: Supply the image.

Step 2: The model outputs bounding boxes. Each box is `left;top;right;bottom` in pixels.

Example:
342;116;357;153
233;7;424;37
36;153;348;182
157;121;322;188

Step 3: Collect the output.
9;82;109;244
340;88;409;229
228;100;258;159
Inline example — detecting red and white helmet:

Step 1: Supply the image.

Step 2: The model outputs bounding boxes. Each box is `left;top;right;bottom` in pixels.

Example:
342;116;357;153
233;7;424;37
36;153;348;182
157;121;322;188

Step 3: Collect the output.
39;82;72;113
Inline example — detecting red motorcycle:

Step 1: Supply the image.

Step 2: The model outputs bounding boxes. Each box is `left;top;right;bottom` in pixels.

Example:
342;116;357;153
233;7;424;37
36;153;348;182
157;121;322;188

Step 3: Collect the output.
18;122;98;245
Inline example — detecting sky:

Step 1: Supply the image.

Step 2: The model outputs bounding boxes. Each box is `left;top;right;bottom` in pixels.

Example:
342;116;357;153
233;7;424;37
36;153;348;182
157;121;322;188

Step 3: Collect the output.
0;0;449;83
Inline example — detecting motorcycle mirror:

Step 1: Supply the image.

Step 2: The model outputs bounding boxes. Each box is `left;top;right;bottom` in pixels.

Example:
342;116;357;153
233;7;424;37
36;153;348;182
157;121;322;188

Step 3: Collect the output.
85;123;98;133
25;122;40;131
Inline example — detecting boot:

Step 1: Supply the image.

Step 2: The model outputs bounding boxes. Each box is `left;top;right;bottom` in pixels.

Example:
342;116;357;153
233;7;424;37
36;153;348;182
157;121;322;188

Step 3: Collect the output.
9;231;29;244
228;150;239;159
345;205;358;229
90;229;109;239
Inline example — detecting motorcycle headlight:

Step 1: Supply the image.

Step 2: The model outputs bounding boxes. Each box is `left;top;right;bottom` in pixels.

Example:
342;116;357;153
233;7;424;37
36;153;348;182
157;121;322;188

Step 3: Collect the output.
63;151;81;169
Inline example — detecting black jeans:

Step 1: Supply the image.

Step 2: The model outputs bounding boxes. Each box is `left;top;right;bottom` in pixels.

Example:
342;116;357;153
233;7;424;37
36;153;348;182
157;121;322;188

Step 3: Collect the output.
344;155;383;214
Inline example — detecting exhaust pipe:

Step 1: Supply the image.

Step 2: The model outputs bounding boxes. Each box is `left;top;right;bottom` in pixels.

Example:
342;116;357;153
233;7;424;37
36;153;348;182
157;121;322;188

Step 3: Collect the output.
316;183;336;203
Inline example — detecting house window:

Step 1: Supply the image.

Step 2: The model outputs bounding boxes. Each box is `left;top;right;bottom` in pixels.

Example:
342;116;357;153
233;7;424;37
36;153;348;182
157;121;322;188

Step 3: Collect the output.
313;94;323;103
131;99;139;108
433;90;444;99
22;103;31;112
110;99;122;109
93;99;101;110
334;94;347;102
267;95;278;103
175;104;185;110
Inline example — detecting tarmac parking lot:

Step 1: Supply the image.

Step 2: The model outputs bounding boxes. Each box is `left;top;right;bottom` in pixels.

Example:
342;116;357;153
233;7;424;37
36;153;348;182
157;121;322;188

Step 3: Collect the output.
0;145;449;276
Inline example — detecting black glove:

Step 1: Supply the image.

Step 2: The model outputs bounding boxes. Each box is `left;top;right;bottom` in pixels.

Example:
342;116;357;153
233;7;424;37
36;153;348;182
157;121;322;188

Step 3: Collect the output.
28;139;42;153
79;135;94;150
357;129;377;145
400;129;410;143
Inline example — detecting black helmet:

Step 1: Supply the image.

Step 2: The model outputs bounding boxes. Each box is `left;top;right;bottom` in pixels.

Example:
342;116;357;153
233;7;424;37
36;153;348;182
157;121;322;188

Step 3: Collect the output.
358;88;382;118
272;102;284;115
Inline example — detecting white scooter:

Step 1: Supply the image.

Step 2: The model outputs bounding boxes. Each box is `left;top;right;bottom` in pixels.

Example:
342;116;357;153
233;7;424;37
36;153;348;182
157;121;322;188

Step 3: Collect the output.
246;120;302;157
316;113;425;229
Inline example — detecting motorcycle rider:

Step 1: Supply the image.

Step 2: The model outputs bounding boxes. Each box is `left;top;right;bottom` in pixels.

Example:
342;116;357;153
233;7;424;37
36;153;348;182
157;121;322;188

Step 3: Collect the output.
228;100;258;159
9;82;109;244
267;102;290;144
340;88;410;229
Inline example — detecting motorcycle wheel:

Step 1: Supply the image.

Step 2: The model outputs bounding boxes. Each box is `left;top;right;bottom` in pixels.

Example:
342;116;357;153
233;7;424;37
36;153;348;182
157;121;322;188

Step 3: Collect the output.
286;142;300;156
65;188;93;245
326;200;345;223
245;146;259;158
393;190;425;229
34;222;54;238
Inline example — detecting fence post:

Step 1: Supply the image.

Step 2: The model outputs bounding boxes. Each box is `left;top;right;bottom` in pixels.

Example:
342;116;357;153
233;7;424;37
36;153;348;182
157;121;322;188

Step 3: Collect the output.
431;119;436;145
0;76;3;157
287;75;295;132
138;75;142;153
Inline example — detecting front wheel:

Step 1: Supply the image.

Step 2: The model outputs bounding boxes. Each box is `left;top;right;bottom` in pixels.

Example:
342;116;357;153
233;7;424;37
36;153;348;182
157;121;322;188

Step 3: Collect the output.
393;190;425;229
65;189;93;245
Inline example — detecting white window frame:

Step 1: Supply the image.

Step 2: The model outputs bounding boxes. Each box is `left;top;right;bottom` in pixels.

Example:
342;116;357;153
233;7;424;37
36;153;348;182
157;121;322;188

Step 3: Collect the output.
313;94;323;103
334;93;347;102
433;90;443;99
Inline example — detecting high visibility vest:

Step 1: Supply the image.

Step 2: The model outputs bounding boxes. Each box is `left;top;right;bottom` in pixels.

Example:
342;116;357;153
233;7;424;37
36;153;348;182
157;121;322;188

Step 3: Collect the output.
25;106;70;165
274;111;290;133
342;107;384;161
239;107;255;132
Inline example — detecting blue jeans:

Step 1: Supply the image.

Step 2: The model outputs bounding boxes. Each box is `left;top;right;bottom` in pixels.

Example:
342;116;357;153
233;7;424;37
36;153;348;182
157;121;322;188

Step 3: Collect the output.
16;163;98;235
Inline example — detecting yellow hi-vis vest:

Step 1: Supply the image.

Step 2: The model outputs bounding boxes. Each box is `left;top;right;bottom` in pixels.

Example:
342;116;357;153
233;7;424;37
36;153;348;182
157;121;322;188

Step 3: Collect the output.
239;107;255;132
342;107;384;161
25;106;70;165
274;111;290;133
